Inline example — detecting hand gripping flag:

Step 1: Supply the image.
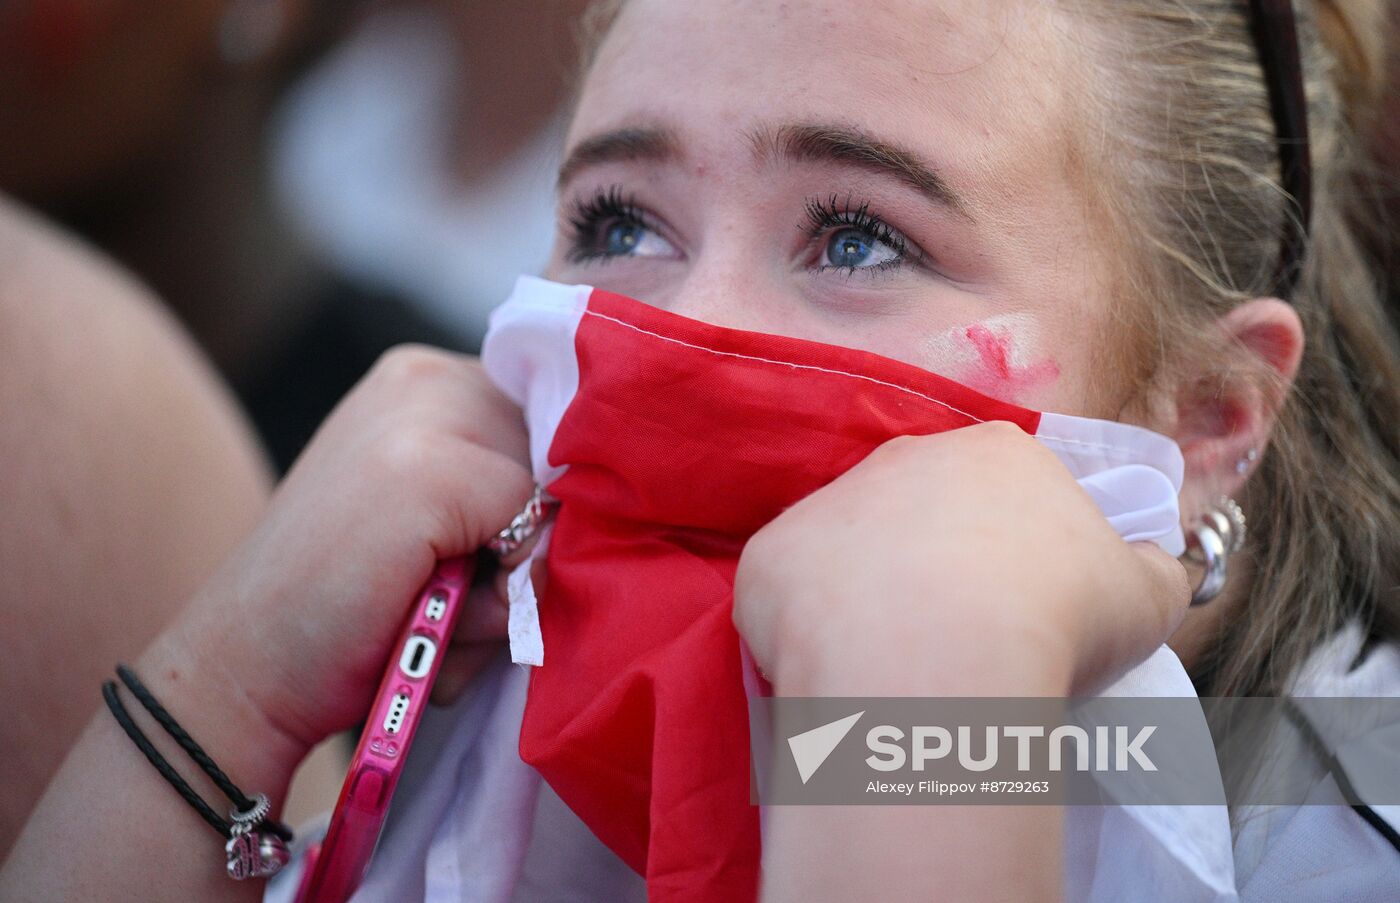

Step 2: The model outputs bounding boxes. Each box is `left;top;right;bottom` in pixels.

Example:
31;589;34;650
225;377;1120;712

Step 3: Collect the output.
481;276;1186;902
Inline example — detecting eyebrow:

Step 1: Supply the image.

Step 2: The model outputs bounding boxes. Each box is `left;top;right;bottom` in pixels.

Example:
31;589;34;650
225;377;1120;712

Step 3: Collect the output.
556;126;681;190
751;123;969;217
556;120;969;218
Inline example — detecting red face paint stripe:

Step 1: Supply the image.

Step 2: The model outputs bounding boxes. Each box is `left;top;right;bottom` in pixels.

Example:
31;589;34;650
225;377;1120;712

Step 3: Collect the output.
963;324;1061;395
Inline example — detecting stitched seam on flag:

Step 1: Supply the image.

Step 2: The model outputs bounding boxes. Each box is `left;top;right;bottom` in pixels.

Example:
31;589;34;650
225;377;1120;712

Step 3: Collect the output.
581;308;1143;460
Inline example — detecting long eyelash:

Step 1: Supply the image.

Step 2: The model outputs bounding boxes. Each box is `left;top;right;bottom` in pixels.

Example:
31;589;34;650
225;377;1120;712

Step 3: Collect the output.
803;194;906;253
566;185;646;263
802;194;914;273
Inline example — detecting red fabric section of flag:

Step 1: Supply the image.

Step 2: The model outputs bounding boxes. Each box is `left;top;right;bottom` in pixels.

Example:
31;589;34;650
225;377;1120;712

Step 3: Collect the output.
518;288;1041;901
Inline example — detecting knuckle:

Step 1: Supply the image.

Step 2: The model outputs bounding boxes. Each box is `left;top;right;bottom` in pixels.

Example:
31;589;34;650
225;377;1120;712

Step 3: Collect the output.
977;419;1025;439
1159;556;1193;625
733;552;770;633
736;527;771;576
459;355;488;380
1123;543;1191;639
370;344;455;387
967;420;1056;466
453;355;493;396
736;510;811;592
881;433;920;451
864;432;922;466
368;425;444;480
736;524;783;589
965;419;1033;450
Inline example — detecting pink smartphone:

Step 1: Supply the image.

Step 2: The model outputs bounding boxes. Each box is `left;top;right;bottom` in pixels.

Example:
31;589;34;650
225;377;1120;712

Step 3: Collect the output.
294;555;474;903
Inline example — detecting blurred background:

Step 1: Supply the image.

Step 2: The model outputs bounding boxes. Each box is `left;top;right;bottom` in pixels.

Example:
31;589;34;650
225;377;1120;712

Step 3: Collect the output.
0;0;589;472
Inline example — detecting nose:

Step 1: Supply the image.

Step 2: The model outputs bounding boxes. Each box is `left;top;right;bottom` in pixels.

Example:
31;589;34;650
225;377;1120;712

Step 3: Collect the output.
659;252;790;336
665;276;748;329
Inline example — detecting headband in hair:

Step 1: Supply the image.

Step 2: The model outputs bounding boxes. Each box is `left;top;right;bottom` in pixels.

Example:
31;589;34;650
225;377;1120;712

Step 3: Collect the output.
1248;0;1312;299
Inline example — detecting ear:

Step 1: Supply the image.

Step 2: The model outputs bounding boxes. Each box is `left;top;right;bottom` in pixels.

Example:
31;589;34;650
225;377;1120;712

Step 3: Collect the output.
1171;298;1304;522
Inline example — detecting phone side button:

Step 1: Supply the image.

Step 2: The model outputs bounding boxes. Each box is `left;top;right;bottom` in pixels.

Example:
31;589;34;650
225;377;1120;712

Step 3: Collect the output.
350;769;386;812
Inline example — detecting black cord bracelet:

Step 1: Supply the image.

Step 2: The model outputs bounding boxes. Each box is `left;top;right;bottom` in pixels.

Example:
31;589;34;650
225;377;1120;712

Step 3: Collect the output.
103;664;293;879
112;665;293;841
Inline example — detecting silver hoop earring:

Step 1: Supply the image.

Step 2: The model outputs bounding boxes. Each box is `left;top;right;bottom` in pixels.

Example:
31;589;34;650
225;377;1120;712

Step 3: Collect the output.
1186;498;1246;606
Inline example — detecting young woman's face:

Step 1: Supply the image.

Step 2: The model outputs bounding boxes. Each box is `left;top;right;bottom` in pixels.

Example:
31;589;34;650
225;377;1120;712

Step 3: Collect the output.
546;0;1125;416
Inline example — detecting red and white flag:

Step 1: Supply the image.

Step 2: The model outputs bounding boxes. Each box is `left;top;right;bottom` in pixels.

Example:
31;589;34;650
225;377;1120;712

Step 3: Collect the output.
479;277;1187;902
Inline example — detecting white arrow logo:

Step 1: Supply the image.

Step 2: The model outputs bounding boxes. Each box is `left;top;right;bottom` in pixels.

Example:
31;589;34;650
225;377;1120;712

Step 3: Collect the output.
788;711;865;784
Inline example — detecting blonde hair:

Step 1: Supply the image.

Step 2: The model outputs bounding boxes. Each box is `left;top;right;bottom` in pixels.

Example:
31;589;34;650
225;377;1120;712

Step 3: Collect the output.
1063;0;1400;696
575;0;1400;697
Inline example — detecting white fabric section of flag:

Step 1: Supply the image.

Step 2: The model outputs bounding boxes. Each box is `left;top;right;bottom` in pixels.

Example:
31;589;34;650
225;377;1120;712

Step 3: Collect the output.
480;276;588;490
1035;411;1186;556
480;277;588;665
504;526;548;667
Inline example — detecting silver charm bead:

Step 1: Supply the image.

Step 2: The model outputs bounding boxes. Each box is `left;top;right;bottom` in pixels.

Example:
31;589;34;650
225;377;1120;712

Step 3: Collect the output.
229;792;271;828
225;793;288;880
256;831;291;876
225;824;290;880
226;828;258;879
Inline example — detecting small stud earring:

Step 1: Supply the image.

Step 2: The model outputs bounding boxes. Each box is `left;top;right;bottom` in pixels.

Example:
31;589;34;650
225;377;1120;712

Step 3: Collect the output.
1235;447;1258;475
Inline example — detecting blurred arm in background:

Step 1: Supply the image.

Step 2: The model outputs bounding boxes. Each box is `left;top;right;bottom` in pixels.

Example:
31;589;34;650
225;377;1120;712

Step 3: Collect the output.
0;197;272;857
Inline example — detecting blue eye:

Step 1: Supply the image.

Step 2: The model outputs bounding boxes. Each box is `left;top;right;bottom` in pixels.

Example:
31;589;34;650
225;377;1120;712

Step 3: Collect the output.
806;197;909;273
827;229;869;267
567;186;678;264
604;222;644;256
824;228;890;269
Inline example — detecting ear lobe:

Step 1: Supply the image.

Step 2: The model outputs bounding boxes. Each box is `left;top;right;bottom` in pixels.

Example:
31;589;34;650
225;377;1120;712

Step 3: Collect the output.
1173;298;1304;511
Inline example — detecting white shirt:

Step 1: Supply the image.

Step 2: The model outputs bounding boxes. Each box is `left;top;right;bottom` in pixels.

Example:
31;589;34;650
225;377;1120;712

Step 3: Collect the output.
1233;624;1400;901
